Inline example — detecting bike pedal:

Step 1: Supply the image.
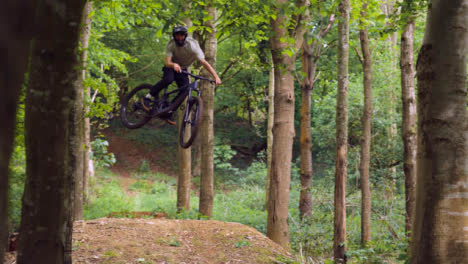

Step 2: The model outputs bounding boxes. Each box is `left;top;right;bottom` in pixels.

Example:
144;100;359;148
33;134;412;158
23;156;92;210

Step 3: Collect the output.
166;119;176;126
140;98;152;112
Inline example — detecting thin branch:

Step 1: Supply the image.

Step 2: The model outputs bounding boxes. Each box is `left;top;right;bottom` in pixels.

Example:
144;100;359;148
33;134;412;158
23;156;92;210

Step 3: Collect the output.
219;58;240;80
312;71;321;85
318;14;336;38
354;46;364;65
117;58;159;81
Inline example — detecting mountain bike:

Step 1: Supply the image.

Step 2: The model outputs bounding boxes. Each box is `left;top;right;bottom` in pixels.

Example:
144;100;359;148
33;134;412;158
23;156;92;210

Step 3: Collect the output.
120;70;214;148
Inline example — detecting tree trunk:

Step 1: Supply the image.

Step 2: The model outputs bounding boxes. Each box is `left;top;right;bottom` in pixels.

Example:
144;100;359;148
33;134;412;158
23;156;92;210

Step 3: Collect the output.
384;0;398;196
334;0;350;262
410;1;468;263
266;64;274;208
177;108;191;211
0;1;36;259
192;138;201;178
299;13;334;220
267;0;308;247
17;1;86;263
73;0;94;221
267;53;296;247
399;3;416;236
81;1;93;205
299;47;314;219
176;5;193;213
358;2;372;246
199;5;217;218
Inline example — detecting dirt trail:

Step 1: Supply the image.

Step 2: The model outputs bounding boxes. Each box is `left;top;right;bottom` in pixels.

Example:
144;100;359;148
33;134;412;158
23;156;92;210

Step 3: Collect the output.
103;129;176;178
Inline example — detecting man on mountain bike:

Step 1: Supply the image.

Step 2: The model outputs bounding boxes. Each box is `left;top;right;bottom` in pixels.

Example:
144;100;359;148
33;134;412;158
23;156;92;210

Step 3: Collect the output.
147;25;222;125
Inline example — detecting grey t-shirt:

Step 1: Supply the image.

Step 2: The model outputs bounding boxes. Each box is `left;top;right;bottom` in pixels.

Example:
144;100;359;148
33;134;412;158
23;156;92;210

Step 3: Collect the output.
165;37;205;69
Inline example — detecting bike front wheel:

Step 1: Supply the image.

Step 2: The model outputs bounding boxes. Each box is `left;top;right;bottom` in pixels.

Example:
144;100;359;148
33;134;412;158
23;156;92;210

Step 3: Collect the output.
179;96;203;148
120;84;153;129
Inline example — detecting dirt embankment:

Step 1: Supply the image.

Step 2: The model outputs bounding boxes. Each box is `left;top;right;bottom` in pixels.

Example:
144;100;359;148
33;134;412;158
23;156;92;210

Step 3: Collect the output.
71;218;292;264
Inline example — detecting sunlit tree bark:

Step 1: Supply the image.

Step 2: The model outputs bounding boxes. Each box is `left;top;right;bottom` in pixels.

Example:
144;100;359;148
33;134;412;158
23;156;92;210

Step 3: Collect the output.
399;0;417;236
300;11;334;220
357;0;372;247
334;0;350;262
177;10;193;212
81;1;93;205
411;0;468;263
199;4;217;218
266;63;274;207
72;0;94;221
267;0;308;247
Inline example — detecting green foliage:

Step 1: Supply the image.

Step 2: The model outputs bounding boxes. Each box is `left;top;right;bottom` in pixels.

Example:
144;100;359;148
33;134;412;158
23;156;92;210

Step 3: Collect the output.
213;186;267;233
8;145;26;231
214;143;240;177
8;85;27;232
91;138;116;168
288;178;407;263
84;170;135;220
128;180;152;192
138;160;151;174
235;240;251;248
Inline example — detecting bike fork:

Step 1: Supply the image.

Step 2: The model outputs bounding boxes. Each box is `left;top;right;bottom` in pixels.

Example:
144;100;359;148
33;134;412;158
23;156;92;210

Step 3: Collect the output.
183;81;200;123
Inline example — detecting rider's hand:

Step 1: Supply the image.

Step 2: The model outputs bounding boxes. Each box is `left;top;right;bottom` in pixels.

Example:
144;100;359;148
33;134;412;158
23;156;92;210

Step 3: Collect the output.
173;63;182;73
215;76;222;85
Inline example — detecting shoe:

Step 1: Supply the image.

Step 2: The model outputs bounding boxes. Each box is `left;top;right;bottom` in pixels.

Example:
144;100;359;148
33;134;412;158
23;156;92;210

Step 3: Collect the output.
140;94;153;112
166;119;176;126
163;113;176;126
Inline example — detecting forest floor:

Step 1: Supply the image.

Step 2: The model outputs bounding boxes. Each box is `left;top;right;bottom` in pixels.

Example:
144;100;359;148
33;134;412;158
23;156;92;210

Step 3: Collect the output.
3;128;294;264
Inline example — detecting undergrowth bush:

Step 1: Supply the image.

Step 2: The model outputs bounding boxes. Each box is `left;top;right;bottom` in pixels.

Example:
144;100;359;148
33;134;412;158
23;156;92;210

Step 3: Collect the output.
213;186;267;233
91;138;116;168
8;145;26;231
84;169;135;219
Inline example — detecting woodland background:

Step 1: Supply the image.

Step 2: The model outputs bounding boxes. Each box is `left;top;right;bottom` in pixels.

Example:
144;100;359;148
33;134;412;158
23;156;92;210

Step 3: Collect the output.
1;0;467;263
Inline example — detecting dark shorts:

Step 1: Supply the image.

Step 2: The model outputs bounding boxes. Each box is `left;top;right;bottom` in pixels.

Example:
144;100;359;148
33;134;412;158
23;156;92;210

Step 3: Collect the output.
150;67;189;97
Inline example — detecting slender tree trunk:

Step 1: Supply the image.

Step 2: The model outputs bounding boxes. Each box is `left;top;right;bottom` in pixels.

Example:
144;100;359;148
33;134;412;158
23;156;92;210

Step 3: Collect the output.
358;2;372;246
384;0;398;195
177;8;193;212
73;0;94;221
299;2;313;220
299;13;334;220
267;0;308;247
81;1;93;205
0;1;35;259
17;1;86;263
299;47;314;219
192;138;201;178
191;30;202;181
177;107;192;211
399;4;416;236
410;1;468;263
266;64;274;208
199;5;217;218
334;0;350;262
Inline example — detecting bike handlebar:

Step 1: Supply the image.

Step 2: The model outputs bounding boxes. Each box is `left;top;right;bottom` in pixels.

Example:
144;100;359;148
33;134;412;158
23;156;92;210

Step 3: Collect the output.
181;70;216;84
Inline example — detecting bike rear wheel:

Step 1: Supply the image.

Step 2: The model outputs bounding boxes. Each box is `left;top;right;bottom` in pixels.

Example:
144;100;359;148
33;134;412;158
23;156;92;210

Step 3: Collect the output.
120;84;153;129
179;96;203;148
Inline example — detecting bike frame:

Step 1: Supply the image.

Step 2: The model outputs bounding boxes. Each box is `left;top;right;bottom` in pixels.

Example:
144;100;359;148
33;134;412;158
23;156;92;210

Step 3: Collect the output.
155;71;212;118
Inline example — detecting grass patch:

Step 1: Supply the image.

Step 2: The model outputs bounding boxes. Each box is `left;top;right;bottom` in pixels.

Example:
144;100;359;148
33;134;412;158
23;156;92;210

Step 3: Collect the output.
84;168;136;219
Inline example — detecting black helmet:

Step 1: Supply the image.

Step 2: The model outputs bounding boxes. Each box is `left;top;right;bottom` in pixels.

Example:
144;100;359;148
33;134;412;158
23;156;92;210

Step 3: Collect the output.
172;25;188;46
